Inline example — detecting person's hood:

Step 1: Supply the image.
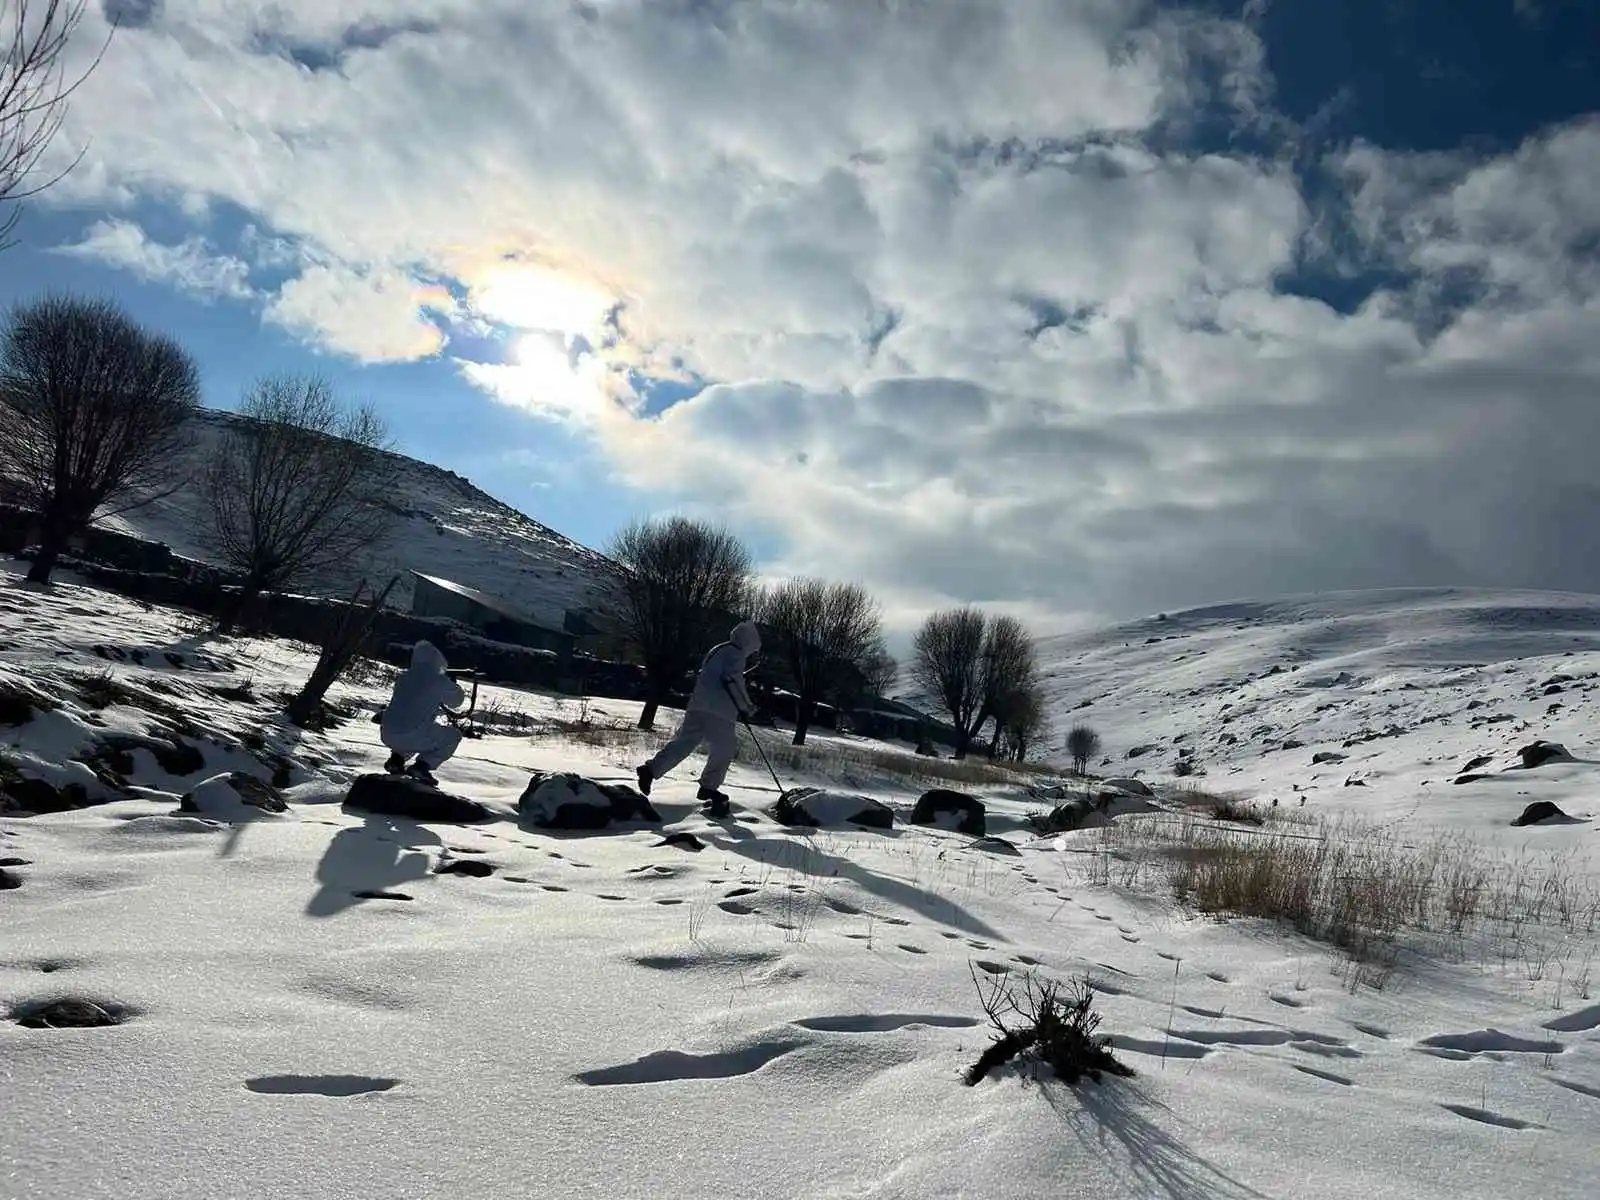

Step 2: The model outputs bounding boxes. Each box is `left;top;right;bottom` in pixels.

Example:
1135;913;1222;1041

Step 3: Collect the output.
730;621;761;655
411;640;447;672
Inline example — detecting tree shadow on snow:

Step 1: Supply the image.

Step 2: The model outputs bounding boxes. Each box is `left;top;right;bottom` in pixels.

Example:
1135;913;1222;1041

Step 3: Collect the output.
704;832;1005;941
1051;1078;1269;1200
305;812;442;917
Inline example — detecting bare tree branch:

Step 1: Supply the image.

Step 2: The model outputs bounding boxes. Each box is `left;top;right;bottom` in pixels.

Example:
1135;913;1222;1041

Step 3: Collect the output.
606;516;752;731
202;375;397;632
0;293;200;583
757;577;883;745
1;1;114;250
911;606;988;757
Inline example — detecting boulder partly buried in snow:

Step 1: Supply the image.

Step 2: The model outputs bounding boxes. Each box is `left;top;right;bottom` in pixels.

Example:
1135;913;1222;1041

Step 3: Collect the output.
911;789;986;836
774;787;894;831
1511;800;1574;827
344;774;495;825
517;772;660;830
1519;741;1574;770
1100;777;1154;797
969;836;1021;857
179;773;288;821
1029;787;1157;835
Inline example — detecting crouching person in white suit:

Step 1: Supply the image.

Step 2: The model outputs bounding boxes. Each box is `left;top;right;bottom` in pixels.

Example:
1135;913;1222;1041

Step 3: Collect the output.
636;621;761;817
381;640;466;786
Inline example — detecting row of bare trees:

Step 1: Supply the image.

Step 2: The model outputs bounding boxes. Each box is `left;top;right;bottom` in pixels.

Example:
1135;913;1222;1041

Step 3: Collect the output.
608;516;894;746
607;516;1046;759
1;295;393;604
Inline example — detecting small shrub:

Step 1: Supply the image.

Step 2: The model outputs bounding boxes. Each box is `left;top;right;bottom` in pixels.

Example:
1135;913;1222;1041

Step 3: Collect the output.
1211;799;1266;826
71;668;142;711
964;968;1134;1087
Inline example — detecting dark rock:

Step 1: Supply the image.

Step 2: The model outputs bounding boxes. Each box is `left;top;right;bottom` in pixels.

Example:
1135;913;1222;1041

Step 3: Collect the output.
13;997;130;1029
1280;739;1305;751
774;787;894;830
1459;754;1493;775
969;836;1021;856
344;773;495;824
179;772;289;817
0;776;92;816
1465;699;1485;710
1544;684;1565;696
1511;801;1571;827
1126;744;1157;759
1344;776;1367;788
1453;774;1490;785
0;856;29;867
655;831;704;852
1311;751;1347;764
1101;777;1154;797
518;772;661;830
1519;741;1572;769
0;866;19;890
435;858;495;877
911;789;986;836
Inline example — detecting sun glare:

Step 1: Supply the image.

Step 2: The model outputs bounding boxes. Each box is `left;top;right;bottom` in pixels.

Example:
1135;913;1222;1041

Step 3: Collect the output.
474;263;613;338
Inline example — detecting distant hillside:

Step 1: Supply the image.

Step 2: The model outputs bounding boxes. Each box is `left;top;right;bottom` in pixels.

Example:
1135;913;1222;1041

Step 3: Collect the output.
1031;586;1600;783
102;410;616;626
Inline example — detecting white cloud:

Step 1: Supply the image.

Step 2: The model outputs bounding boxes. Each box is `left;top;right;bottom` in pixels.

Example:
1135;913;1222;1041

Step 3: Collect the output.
30;2;1600;629
53;219;255;301
262;263;452;363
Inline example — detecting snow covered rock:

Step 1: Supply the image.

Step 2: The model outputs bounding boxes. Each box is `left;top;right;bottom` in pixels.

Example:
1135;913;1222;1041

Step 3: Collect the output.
1518;740;1573;769
1101;777;1154;797
179;773;289;820
517;772;660;830
911;789;986;836
774;787;894;830
344;774;495;824
1511;801;1573;827
0;776;92;816
1311;752;1347;765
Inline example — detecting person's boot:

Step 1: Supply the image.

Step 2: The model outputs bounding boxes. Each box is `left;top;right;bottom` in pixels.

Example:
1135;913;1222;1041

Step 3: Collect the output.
636;763;654;797
384;752;409;774
697;787;731;818
407;759;438;787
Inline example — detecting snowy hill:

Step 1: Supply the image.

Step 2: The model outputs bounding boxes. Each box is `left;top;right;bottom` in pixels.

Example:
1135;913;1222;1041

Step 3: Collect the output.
1029;585;1600;799
100;409;616;625
4;570;1598;1199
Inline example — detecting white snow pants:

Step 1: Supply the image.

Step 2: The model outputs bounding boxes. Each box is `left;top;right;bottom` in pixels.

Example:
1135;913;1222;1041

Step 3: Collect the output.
381;721;462;767
647;709;739;790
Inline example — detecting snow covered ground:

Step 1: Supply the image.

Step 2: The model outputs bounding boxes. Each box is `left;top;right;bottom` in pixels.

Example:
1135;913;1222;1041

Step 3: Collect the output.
4;570;1598;1199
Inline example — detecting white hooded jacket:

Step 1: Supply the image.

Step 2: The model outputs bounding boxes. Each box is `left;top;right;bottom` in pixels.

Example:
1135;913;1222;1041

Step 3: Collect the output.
686;621;761;721
381;641;465;742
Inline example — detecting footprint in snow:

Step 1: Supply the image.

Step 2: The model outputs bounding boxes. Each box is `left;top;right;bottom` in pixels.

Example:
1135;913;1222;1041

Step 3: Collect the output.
1206;971;1229;983
1416;1030;1563;1056
1439;1104;1542;1131
595;894;628;902
1293;1065;1353;1087
1270;993;1308;1009
940;931;960;940
898;944;927;955
654;898;686;906
718;900;755;915
575;1041;804;1086
1549;1077;1600;1100
724;886;760;898
1351;1022;1390;1040
880;917;910;927
1155;951;1180;962
1542;1004;1600;1033
973;961;1009;976
1120;934;1141;944
245;1075;398;1097
1012;954;1041;966
540;884;569;893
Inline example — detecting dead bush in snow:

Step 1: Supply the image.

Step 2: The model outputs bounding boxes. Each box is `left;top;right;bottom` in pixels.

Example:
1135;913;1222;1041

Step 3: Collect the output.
964;967;1133;1087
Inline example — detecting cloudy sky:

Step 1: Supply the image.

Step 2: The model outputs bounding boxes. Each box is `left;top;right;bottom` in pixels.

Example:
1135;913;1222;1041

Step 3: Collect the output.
5;0;1599;634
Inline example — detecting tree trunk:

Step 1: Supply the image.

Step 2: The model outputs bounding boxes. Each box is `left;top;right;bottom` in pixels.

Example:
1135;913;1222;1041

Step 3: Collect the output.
638;697;661;731
287;576;398;728
216;580;264;636
792;697;814;746
25;541;60;584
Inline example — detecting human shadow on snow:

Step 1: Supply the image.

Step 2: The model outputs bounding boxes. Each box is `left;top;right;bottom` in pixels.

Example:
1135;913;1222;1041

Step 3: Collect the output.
703;832;1006;941
305;812;442;917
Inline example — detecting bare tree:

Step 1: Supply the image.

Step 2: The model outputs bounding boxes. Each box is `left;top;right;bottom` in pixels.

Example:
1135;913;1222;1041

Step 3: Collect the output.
911;606;987;758
2;1;112;249
286;574;400;729
202;375;395;632
980;614;1037;757
607;515;752;731
859;637;898;699
1066;724;1102;775
0;294;200;583
995;684;1046;762
758;577;883;746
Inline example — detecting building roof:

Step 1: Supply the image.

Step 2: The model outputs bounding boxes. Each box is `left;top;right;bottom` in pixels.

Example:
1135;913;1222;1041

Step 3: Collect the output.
410;571;569;636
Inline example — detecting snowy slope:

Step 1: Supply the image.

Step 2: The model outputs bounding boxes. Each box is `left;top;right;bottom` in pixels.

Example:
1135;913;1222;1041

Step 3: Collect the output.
99;410;615;625
4;570;1599;1200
